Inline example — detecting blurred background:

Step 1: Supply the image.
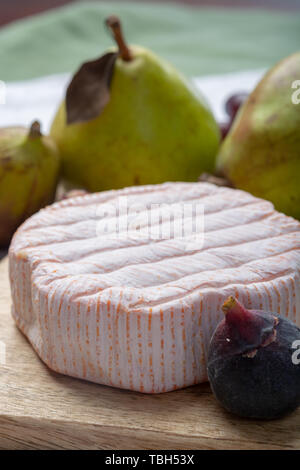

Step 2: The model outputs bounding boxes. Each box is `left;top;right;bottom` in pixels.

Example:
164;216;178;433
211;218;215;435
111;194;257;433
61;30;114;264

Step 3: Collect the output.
1;0;299;83
1;0;300;28
1;0;299;128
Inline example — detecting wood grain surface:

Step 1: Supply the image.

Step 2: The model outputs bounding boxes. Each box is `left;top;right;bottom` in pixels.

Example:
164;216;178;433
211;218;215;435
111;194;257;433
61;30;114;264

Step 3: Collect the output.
0;256;299;450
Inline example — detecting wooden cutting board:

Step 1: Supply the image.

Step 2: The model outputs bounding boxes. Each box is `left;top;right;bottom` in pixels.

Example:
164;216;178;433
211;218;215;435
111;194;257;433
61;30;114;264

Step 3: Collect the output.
0;257;299;450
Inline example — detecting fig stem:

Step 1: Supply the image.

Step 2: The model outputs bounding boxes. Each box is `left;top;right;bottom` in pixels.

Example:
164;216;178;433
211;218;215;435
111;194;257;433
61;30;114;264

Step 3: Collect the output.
28;121;42;139
222;296;238;315
222;296;249;319
222;296;253;324
105;16;132;62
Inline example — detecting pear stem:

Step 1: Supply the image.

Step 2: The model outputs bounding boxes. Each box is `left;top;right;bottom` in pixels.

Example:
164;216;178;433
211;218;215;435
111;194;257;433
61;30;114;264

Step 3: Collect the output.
28;120;42;139
105;16;132;62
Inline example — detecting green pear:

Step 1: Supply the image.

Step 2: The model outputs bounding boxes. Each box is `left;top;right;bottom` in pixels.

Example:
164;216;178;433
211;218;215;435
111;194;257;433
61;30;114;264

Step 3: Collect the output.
50;16;220;192
216;52;300;220
0;122;60;247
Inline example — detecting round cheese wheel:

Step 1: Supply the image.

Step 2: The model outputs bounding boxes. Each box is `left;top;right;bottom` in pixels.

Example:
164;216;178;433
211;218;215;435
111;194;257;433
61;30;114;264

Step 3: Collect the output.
9;182;300;393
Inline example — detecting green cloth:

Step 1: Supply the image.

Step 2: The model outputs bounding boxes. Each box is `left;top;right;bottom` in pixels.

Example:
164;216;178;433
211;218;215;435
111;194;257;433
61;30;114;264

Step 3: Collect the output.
0;1;299;81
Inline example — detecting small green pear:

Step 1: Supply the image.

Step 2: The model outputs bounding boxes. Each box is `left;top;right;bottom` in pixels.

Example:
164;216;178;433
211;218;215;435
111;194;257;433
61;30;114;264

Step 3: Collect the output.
216;52;300;220
0;121;60;247
50;16;220;192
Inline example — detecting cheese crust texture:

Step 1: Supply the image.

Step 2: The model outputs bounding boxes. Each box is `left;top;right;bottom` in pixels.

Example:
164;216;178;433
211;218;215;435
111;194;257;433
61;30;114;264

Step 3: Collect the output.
9;182;300;393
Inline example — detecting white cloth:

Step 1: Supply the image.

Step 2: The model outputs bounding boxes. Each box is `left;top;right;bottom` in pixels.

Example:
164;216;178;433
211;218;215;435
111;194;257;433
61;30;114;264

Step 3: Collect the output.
0;69;265;132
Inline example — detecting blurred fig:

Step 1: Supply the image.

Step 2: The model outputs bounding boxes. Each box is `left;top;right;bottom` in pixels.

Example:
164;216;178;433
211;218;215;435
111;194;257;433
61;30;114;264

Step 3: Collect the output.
225;92;248;121
219;121;231;140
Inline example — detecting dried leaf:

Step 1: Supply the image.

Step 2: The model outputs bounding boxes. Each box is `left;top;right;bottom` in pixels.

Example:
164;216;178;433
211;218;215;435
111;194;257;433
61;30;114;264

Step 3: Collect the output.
66;52;118;125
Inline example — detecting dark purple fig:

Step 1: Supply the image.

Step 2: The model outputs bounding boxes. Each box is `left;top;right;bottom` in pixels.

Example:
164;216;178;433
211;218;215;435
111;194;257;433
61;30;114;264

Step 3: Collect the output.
219;121;231;140
220;94;248;140
207;296;300;420
225;92;248;121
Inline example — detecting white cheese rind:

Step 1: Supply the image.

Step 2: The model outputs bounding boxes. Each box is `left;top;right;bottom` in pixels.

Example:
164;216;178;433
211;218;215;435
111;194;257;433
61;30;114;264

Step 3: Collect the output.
9;182;300;393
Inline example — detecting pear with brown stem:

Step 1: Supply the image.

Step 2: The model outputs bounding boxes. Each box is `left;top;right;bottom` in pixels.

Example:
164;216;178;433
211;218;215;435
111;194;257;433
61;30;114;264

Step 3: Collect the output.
50;16;220;192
